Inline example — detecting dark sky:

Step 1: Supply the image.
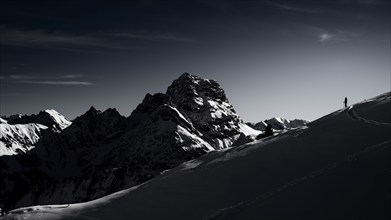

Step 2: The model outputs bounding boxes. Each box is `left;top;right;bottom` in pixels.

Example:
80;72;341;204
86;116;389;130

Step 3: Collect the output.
0;0;390;122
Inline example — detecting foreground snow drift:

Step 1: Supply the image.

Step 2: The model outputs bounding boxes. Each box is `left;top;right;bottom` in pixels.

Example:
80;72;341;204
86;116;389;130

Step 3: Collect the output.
2;92;391;220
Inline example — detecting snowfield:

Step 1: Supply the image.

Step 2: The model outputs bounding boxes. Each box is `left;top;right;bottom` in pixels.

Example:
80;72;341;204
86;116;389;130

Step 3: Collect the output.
1;91;390;220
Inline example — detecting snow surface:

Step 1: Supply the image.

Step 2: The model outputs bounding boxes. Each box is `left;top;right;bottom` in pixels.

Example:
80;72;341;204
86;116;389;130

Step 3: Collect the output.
238;123;261;136
0;123;48;156
44;109;72;130
176;125;215;151
3;91;390;220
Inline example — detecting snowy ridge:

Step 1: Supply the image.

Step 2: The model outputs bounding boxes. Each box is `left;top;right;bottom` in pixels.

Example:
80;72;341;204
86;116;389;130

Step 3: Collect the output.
247;117;309;131
0;123;48;156
43;109;72;130
4;109;71;132
2;91;390;220
0;109;70;156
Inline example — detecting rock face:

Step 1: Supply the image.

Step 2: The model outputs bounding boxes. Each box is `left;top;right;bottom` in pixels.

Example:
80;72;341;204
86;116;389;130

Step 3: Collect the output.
167;73;254;149
0;73;259;212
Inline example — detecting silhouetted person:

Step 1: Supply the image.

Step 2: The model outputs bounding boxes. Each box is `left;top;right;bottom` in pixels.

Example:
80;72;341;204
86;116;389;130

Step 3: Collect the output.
344;97;348;108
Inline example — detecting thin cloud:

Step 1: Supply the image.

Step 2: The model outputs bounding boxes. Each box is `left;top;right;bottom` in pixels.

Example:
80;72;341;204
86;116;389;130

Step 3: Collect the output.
0;27;124;51
20;80;93;86
266;1;323;14
3;74;93;85
104;31;198;43
301;25;361;44
318;30;361;44
60;74;83;79
0;27;198;53
9;74;84;80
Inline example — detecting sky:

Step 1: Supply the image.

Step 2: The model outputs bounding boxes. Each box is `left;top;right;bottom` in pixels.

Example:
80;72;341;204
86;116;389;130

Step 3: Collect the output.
0;0;390;122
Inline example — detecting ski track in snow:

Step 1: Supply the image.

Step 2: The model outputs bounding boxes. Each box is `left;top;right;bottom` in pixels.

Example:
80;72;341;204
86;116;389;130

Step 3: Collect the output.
347;106;391;127
203;103;391;220
203;139;391;220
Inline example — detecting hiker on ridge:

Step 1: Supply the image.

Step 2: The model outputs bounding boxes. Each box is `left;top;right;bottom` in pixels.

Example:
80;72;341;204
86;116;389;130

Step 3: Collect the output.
344;97;348;108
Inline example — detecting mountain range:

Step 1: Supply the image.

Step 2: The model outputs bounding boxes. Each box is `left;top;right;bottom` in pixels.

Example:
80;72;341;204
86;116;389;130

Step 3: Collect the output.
1;73;308;212
1;83;390;220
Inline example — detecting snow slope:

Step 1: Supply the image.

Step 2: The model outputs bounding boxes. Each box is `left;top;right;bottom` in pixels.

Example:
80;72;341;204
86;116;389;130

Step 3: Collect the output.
3;91;390;220
42;109;71;130
0;123;48;156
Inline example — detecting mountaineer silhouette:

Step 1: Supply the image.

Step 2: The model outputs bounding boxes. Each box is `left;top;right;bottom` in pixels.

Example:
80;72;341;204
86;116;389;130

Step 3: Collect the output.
344;97;348;108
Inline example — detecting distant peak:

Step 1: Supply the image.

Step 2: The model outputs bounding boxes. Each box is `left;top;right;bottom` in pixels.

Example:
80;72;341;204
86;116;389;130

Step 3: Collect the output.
88;106;97;112
44;109;60;115
85;106;101;116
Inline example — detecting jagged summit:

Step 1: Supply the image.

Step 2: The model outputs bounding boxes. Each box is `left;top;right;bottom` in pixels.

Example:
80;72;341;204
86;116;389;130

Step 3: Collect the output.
86;106;101;115
67;107;125;137
166;72;252;148
167;72;229;105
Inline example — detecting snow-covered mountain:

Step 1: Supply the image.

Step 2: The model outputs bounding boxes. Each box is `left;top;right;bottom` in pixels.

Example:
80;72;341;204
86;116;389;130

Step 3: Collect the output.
0;109;71;156
0;122;48;156
247;117;309;131
3;91;389;220
4;109;71;132
0;73;259;212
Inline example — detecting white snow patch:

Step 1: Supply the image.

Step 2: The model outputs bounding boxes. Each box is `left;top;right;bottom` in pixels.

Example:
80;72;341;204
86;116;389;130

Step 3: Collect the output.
0;117;7;123
176;125;214;151
0;123;48;156
44;109;71;130
238;123;261;136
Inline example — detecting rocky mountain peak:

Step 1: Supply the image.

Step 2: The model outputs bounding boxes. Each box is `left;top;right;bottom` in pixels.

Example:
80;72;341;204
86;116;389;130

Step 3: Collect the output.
68;107;124;134
167;73;229;105
166;73;245;147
